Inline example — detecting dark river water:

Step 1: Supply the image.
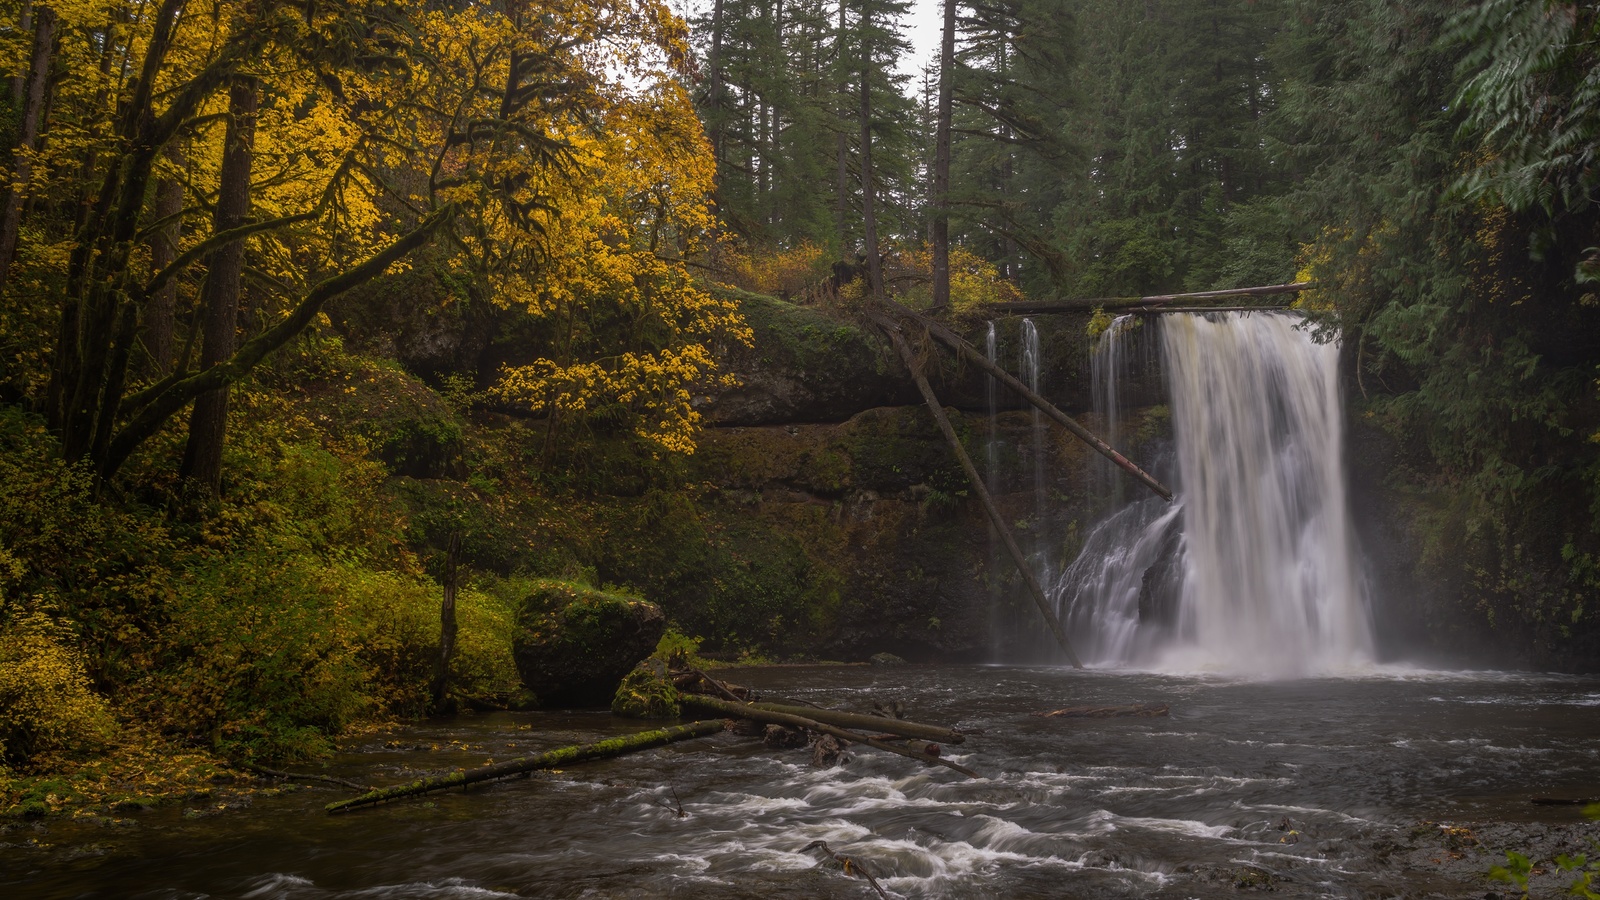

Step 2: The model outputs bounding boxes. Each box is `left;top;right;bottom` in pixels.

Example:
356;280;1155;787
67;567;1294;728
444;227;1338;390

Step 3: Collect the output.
6;665;1600;899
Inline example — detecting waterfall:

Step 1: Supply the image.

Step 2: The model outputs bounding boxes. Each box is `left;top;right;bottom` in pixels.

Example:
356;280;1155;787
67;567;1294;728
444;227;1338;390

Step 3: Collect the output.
1055;311;1374;676
1090;315;1135;502
1020;319;1048;568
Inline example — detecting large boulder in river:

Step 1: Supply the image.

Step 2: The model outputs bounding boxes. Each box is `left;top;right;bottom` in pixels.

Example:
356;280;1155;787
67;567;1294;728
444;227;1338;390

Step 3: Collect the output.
512;581;666;707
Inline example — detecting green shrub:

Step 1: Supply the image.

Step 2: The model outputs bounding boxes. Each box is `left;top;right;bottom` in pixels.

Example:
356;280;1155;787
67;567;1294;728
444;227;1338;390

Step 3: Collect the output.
145;553;518;762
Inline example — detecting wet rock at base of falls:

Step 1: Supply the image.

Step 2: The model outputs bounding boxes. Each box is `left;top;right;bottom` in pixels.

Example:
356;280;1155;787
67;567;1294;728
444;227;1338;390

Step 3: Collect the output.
763;725;808;749
811;734;847;768
513;580;666;708
1232;865;1278;890
869;652;907;667
611;658;681;719
1136;512;1183;630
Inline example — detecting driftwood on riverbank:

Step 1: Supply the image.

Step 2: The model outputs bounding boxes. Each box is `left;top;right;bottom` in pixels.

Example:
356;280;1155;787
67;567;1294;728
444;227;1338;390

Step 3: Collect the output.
1032;703;1170;718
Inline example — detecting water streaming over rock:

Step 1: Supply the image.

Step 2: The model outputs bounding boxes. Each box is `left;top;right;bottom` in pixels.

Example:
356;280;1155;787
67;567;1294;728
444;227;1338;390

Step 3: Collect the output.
1019;318;1049;573
1056;311;1374;676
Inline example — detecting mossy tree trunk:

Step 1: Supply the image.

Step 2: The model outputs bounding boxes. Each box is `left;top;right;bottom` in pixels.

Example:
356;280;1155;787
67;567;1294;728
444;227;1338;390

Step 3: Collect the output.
326;720;727;813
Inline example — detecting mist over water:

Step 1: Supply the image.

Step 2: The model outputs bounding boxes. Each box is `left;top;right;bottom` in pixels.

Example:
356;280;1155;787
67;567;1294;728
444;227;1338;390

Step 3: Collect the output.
1056;312;1375;677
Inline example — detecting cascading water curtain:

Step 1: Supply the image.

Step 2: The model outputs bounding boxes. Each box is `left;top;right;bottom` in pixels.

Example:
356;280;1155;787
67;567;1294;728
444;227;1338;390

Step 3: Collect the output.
1020;319;1048;577
1056;312;1375;675
1162;312;1373;674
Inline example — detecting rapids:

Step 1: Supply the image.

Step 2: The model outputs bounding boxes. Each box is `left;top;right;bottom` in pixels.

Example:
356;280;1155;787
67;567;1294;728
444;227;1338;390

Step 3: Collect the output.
5;665;1598;898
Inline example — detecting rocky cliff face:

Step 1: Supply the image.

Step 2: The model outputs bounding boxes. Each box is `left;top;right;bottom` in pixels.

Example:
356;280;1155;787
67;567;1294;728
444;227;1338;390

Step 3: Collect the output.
675;296;1139;662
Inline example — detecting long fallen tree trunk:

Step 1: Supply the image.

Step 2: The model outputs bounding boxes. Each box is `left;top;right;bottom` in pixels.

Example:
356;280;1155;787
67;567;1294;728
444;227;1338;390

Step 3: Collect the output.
682;694;981;778
746;701;966;745
875;303;1172;501
325;720;725;813
985;282;1312;315
880;322;1083;668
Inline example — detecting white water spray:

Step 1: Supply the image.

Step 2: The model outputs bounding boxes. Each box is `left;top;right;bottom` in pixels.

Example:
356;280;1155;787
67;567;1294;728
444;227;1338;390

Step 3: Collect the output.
1057;312;1374;676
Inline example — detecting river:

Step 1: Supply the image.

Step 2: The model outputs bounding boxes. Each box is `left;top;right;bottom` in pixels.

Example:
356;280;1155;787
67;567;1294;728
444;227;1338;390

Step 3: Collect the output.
6;664;1599;899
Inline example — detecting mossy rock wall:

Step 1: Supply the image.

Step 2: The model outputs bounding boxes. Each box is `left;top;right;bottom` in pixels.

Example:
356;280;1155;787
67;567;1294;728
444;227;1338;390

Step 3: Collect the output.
587;401;1147;663
704;291;917;425
701;294;1103;424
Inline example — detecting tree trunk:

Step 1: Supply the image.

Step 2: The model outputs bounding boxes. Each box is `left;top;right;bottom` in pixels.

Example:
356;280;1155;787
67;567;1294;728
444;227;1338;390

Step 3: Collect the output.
875;316;1083;666
430;531;461;713
325;720;727;813
742;701;966;744
985;282;1312;314
834;0;850;259
9;1;32;107
0;5;59;289
708;0;726;168
929;0;956;311
681;695;979;777
858;22;883;297
146;144;186;376
180;77;258;496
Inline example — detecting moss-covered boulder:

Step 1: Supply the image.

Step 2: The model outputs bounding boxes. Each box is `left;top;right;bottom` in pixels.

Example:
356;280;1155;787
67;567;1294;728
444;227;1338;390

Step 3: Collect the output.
611;658;680;719
512;582;666;707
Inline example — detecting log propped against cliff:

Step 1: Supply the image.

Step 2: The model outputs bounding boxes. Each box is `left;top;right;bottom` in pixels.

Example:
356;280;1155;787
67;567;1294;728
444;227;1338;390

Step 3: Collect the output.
983;282;1311;315
325;720;726;813
875;302;1172;502
877;320;1084;668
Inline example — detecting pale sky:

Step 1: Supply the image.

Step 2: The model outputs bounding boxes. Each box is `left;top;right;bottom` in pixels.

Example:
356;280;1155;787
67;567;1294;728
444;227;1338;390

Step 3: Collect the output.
670;0;943;83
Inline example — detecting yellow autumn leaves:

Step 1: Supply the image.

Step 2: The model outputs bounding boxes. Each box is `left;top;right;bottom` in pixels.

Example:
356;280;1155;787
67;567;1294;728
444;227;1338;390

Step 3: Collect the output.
486;76;752;456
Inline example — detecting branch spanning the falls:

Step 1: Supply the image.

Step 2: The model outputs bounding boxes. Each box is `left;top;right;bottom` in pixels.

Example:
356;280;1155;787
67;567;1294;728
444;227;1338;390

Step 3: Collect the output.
874;302;1173;502
324;720;726;813
876;319;1084;668
983;281;1312;315
1127;305;1293;315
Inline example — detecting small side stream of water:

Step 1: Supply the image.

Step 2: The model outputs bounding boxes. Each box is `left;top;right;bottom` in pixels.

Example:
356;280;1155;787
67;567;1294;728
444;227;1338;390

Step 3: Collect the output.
6;665;1598;899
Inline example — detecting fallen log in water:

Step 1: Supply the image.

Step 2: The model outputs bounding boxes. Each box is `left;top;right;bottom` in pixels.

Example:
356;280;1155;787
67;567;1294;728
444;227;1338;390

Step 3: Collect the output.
1032;703;1170;719
682;695;981;778
744;700;966;745
325;720;726;813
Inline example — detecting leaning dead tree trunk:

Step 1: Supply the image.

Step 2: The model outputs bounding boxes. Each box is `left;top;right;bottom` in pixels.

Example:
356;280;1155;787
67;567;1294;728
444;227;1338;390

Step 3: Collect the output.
326;720;726;813
984;282;1311;315
879;301;1172;501
878;321;1083;668
682;695;980;778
